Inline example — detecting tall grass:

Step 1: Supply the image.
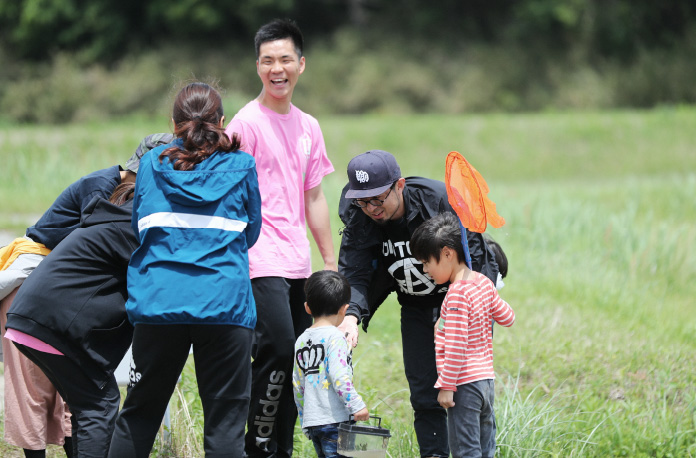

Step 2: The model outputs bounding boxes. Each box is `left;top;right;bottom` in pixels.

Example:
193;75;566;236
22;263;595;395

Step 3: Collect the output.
1;108;695;456
486;175;696;456
495;374;606;457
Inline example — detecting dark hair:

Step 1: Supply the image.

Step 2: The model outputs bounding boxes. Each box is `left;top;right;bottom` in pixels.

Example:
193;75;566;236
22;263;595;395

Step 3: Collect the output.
159;82;241;171
304;270;351;318
411;212;466;264
254;18;304;59
109;182;135;206
484;236;508;279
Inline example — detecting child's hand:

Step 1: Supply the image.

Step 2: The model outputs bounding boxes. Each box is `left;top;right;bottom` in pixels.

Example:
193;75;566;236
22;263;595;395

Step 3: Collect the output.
353;407;369;421
437;390;455;409
434;318;441;340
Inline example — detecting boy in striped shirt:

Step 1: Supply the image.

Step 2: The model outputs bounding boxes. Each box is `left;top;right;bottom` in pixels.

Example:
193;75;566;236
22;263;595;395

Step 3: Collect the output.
411;212;515;458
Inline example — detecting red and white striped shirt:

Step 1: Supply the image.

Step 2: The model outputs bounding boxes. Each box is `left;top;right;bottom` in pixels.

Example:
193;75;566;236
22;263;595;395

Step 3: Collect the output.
434;271;515;390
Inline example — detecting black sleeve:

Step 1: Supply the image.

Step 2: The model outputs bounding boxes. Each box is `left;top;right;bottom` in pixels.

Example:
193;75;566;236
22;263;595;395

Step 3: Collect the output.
337;184;376;322
338;235;374;322
338;182;400;324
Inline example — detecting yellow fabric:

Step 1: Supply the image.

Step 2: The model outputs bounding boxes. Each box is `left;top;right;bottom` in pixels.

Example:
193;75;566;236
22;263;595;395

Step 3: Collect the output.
0;238;51;271
445;151;505;233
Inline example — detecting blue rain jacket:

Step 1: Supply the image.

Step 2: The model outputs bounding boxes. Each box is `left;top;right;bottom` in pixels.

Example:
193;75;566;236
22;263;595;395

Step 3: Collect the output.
126;140;262;328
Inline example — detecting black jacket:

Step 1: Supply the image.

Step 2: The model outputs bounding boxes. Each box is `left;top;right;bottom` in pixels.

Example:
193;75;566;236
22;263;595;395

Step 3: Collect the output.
7;197;138;389
338;176;499;330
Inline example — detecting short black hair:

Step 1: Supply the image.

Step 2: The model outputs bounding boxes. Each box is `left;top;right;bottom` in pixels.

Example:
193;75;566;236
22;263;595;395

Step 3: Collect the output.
254;18;304;59
411;212;466;263
304;270;351;318
484;236;508;278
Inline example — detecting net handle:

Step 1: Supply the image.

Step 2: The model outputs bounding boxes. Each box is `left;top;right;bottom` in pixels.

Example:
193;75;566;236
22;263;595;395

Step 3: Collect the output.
459;220;472;269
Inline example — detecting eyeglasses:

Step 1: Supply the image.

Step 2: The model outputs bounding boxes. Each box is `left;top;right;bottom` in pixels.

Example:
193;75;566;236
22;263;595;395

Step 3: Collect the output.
353;187;393;208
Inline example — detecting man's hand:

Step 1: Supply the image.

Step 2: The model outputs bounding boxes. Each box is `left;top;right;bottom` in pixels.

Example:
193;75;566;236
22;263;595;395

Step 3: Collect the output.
437;390;455;409
353;407;369;421
338;315;359;348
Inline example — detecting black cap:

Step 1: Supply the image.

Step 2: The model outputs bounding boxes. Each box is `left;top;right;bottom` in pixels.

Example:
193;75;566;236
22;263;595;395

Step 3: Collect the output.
345;150;401;199
124;133;175;172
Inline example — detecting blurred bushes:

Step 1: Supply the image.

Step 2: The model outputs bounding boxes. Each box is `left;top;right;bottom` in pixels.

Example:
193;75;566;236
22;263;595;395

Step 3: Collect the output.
1;53;170;123
0;42;258;124
1;27;696;124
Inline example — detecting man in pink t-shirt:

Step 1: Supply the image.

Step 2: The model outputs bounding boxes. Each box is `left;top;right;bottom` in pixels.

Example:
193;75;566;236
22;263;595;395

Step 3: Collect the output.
225;18;336;458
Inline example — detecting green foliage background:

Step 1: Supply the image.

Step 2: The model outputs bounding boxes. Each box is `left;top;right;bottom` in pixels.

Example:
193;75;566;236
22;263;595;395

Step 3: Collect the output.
1;0;696;122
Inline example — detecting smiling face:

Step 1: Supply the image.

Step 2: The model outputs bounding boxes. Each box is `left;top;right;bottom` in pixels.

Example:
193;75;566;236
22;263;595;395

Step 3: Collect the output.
256;38;305;114
359;178;406;225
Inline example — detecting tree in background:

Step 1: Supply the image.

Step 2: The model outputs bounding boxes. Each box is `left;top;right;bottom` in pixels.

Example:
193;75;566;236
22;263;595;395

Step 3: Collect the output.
1;0;695;121
2;0;695;63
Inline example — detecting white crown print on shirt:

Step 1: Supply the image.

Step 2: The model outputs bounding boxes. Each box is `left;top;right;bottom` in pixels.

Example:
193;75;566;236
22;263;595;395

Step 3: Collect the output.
355;170;369;183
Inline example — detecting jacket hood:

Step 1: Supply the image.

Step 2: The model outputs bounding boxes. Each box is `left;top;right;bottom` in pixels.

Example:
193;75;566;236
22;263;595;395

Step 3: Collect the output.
148;142;252;207
80;197;134;227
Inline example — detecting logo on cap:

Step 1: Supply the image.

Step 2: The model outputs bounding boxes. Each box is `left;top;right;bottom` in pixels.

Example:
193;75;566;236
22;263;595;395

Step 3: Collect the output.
355;170;369;183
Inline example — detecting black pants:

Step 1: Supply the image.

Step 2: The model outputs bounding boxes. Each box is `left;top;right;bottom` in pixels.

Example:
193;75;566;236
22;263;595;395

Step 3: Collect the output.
14;343;121;458
245;277;310;457
401;304;450;458
108;324;252;458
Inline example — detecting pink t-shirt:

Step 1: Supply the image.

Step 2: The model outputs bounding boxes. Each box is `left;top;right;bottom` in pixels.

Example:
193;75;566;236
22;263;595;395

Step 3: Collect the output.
4;328;63;355
226;101;334;279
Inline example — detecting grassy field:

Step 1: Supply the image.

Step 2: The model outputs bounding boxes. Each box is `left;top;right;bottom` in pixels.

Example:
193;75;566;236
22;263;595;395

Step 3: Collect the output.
1;107;695;456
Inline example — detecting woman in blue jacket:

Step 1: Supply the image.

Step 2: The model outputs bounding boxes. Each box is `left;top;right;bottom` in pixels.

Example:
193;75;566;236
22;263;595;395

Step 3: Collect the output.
108;82;262;458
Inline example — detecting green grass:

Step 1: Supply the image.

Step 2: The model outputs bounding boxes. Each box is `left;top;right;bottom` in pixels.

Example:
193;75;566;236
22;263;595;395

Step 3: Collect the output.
1;107;695;456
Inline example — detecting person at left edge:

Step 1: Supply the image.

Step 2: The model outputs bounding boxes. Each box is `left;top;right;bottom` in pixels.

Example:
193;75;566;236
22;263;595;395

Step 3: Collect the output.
0;133;173;458
5;182;138;458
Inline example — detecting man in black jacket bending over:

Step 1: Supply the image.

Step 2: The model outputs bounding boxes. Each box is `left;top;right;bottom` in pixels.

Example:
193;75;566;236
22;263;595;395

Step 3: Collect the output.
337;150;500;458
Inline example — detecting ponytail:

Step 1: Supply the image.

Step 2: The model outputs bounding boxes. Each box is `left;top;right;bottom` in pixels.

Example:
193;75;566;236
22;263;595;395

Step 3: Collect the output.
159;82;242;171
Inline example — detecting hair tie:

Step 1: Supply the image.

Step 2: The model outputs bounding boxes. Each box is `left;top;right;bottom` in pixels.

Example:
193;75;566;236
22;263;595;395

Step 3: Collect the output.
193;115;202;121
